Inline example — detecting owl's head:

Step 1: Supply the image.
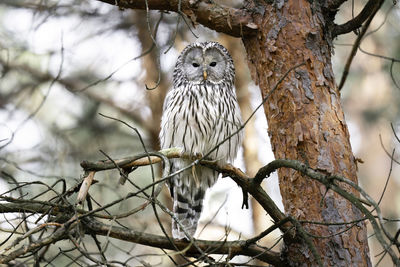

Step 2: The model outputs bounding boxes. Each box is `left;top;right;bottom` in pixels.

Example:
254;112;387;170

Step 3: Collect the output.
174;42;235;86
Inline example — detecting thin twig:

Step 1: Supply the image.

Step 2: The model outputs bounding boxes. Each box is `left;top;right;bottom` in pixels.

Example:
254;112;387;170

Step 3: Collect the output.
338;0;384;91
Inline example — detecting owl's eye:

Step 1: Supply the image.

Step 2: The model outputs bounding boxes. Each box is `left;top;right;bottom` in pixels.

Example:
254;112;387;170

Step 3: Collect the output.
209;62;217;67
192;63;200;67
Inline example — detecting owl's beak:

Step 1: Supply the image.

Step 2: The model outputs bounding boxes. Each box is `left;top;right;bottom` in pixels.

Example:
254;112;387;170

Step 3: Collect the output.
203;70;207;80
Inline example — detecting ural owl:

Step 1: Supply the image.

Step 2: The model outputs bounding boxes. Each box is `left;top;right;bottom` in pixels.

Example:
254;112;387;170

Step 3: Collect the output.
160;41;243;239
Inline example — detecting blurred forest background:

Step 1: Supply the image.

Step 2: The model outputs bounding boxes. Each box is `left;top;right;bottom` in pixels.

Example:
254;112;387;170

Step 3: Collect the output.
0;0;400;266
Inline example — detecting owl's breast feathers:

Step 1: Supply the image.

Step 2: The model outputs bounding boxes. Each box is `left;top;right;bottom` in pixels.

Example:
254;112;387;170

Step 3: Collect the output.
160;82;243;162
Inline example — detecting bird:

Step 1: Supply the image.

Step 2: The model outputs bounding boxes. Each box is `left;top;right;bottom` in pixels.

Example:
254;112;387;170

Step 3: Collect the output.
160;41;243;239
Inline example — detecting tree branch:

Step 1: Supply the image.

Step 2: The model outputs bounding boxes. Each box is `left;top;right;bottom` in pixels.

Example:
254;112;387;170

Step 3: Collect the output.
0;217;77;264
94;0;258;37
0;56;149;132
4;154;399;264
201;160;290;234
80;148;290;235
0;201;283;265
332;0;383;37
337;0;385;90
254;158;400;266
82;217;284;265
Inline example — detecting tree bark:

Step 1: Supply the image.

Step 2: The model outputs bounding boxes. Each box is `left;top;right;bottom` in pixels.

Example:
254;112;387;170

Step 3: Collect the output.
242;1;371;266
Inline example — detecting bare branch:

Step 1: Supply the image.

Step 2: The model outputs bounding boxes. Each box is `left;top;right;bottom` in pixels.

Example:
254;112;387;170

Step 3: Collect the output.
80;148;289;234
94;0;258;37
254;158;400;266
0;202;283;265
333;0;383;37
337;0;385;90
88;217;285;265
76;171;96;204
0;57;148;132
0;219;76;264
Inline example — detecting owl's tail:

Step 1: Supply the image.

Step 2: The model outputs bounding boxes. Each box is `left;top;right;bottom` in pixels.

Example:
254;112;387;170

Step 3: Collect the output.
171;184;205;240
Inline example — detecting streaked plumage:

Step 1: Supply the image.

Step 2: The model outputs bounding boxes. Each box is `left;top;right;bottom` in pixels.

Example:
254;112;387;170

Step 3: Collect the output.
160;41;243;239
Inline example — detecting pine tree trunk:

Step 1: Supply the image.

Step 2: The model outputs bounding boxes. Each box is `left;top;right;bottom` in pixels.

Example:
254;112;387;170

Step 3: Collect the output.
242;1;371;265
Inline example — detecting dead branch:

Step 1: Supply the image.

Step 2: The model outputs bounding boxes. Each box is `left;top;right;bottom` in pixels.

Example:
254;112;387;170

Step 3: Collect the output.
83;217;284;265
0;202;284;265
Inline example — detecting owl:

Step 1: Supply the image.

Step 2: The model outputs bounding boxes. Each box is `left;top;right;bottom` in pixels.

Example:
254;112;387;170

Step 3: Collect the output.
160;41;243;239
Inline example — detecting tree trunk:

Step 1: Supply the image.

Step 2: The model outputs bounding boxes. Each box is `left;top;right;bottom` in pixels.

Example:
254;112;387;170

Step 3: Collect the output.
242;1;371;266
134;10;168;150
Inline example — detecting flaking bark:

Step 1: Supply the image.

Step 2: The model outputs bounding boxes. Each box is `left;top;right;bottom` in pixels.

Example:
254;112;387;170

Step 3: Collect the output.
242;0;371;265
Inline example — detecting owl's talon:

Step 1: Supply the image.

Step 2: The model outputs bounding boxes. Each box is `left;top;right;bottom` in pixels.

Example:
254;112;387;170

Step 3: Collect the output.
194;152;203;159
